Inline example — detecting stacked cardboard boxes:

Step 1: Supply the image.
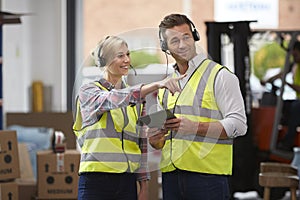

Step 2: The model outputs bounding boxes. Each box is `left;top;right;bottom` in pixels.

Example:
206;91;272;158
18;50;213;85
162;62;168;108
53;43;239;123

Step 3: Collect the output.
5;112;80;199
16;143;37;200
0;181;19;200
36;150;80;199
0;130;20;200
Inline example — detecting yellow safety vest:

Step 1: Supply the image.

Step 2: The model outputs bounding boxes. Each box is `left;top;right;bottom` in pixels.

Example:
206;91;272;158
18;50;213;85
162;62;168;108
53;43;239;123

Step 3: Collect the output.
294;63;300;98
158;59;233;175
73;82;142;173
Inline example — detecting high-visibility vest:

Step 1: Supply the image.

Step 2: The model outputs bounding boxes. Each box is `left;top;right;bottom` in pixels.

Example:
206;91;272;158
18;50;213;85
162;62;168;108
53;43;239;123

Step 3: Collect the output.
73;82;142;173
158;59;233;175
294;64;300;98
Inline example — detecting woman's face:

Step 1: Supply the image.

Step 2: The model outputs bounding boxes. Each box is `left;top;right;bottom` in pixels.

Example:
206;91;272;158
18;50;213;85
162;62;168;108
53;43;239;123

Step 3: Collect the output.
107;43;130;78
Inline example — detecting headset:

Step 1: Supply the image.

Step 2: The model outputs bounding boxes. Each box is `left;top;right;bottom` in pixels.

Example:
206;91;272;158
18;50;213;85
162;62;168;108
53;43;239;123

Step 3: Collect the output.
97;36;111;67
159;20;200;53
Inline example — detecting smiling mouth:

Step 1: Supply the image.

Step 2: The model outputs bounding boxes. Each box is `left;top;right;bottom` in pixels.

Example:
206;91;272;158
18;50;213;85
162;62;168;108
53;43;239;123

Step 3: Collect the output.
178;49;190;54
120;66;129;69
176;51;189;57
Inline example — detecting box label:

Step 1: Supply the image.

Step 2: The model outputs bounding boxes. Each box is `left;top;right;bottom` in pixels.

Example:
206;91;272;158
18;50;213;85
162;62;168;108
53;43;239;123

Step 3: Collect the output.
37;150;80;199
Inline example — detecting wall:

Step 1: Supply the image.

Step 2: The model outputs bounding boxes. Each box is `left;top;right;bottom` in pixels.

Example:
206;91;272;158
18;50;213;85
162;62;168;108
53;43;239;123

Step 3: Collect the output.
83;0;183;58
1;0;300;124
83;0;300;58
2;0;66;119
279;0;300;30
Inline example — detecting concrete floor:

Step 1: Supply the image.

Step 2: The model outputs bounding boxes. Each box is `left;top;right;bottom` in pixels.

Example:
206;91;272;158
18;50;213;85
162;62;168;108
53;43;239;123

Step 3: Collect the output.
234;190;298;200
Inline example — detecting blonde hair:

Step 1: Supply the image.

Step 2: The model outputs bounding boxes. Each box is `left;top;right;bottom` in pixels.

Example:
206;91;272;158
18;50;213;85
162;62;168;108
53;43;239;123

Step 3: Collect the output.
92;36;128;67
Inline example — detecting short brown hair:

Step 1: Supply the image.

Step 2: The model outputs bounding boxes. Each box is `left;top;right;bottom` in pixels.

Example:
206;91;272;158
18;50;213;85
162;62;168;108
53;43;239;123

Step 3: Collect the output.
159;13;194;35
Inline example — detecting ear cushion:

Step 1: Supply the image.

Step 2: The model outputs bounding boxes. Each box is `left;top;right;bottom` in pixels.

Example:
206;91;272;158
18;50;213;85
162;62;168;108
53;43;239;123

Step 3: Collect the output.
159;29;168;52
192;29;200;41
189;20;200;41
160;39;168;52
97;36;111;67
97;45;106;67
99;57;106;67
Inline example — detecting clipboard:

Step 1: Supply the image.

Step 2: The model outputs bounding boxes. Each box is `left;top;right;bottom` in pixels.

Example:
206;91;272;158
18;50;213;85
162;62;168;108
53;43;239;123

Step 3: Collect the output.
137;109;176;128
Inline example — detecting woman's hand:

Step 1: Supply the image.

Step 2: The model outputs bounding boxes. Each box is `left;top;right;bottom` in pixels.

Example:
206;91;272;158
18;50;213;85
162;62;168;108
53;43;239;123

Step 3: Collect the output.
138;180;148;200
140;74;186;98
157;74;187;95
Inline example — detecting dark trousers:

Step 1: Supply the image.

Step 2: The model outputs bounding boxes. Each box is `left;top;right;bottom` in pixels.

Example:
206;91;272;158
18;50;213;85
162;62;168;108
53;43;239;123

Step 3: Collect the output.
162;169;230;200
78;172;137;200
282;100;300;147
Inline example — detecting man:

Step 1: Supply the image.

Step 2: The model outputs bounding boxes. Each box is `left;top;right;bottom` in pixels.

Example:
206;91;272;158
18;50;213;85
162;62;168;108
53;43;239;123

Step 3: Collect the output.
149;13;247;199
278;41;300;151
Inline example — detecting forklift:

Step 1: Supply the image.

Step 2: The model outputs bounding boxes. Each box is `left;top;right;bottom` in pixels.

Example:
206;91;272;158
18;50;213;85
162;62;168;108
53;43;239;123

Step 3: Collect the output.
205;21;300;198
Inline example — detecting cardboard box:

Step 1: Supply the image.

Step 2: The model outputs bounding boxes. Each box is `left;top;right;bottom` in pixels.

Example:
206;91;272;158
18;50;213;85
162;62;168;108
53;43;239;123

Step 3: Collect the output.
0;181;19;200
37;150;80;199
17;143;35;180
16;179;37;200
0;130;20;181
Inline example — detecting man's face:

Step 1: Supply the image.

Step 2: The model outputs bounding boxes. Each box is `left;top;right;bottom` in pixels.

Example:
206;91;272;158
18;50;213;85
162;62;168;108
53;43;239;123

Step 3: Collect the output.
165;24;197;62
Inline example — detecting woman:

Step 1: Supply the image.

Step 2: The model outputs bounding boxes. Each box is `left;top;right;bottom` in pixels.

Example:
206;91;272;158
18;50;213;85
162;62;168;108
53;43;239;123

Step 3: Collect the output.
73;35;184;200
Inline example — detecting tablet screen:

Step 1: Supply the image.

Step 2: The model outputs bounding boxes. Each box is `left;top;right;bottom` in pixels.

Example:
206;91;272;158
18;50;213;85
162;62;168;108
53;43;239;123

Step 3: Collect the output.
137;109;176;128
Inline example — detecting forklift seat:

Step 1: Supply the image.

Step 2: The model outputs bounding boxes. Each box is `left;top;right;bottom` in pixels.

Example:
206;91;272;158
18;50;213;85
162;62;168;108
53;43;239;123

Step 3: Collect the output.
259;162;299;200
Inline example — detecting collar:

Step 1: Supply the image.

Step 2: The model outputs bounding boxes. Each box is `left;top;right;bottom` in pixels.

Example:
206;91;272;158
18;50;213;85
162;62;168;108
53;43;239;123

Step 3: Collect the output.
98;78;127;91
98;78;115;91
173;53;207;74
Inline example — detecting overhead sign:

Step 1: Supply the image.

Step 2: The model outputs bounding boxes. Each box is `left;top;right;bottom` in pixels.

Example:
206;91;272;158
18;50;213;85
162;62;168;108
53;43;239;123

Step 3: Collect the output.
214;0;278;29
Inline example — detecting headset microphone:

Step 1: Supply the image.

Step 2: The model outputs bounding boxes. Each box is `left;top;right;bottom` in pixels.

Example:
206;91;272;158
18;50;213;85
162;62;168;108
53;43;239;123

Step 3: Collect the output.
130;65;137;76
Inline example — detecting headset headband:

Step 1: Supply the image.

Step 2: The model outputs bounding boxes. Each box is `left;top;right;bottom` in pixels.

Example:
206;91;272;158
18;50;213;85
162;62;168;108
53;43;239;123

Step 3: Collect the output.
97;36;111;67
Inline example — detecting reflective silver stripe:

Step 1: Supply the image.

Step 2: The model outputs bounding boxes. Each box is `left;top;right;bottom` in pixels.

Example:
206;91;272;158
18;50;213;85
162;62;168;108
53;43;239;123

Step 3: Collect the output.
162;89;169;109
191;60;223;120
77;136;83;148
77;114;140;147
193;61;215;107
136;104;141;118
77;113;116;147
120;106;141;144
121;107;129;127
165;133;233;144
163;60;230;144
163;60;223;119
77;109;141;145
122;131;140;144
197;61;221;118
174;105;223;120
78;129;140;145
81;152;141;162
135;103;142;133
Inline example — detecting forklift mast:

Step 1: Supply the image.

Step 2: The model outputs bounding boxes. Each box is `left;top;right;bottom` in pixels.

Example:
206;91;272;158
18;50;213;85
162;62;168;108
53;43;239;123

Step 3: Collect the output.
206;21;254;113
206;21;300;196
205;21;256;192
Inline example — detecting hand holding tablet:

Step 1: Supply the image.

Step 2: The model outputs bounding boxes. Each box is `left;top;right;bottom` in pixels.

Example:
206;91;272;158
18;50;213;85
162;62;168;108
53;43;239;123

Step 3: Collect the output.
137;109;176;128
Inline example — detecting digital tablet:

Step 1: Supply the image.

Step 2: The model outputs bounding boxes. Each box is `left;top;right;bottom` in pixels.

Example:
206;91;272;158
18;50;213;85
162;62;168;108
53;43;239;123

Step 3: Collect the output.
137;109;176;128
